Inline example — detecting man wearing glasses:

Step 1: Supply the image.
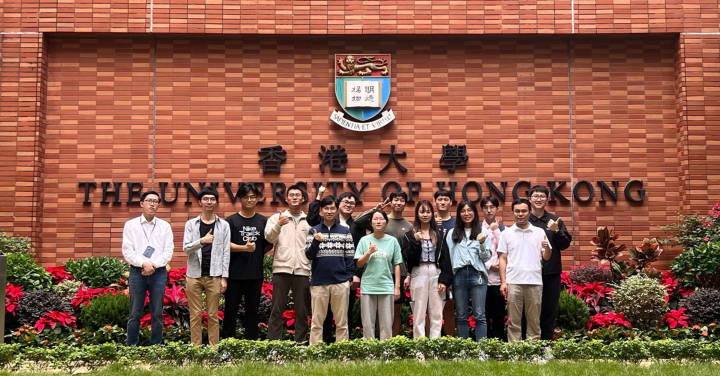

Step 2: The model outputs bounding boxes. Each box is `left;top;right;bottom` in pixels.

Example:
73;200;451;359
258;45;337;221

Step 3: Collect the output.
265;185;312;342
308;186;364;342
182;186;231;346
122;190;174;346
223;183;273;340
527;185;572;340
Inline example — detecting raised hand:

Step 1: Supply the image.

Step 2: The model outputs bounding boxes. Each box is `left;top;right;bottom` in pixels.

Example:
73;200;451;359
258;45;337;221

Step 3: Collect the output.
313;229;325;241
490;220;499;231
375;198;390;211
201;228;214;244
477;232;487;243
277;209;290;226
547;218;560;232
368;243;378;255
414;229;422;241
245;241;256;252
542;235;550;251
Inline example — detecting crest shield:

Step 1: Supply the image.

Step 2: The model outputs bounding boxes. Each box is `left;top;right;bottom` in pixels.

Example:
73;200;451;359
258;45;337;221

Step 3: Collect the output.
335;54;391;122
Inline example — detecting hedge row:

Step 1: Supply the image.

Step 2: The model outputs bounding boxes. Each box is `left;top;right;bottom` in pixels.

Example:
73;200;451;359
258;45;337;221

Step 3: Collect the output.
2;337;720;372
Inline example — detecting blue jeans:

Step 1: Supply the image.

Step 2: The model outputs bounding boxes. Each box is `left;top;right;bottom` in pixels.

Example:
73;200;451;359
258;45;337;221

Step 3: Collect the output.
452;265;487;341
127;266;167;346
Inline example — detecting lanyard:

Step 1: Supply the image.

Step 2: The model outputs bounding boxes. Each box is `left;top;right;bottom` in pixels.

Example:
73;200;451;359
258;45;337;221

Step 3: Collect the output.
140;218;157;243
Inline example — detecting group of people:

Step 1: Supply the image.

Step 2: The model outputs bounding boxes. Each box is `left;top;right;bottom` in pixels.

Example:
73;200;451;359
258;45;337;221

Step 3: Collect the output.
121;183;571;346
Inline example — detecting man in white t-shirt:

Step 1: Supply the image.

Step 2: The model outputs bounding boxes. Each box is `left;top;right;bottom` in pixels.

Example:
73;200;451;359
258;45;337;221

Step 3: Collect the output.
497;198;552;342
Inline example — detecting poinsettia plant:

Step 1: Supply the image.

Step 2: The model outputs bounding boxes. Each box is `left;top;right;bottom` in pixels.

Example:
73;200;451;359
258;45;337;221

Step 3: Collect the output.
587;311;631;330
167;267;187;286
573;281;614;315
46;266;74;284
5;284;24;315
140;312;176;328
34;311;77;332
665;308;689;329
71;285;118;309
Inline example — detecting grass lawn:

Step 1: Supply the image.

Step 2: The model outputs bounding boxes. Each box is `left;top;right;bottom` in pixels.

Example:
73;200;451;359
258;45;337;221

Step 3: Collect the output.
3;360;720;376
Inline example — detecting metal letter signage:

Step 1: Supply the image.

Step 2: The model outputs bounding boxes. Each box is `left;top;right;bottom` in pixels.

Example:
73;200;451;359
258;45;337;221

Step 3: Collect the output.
331;54;395;131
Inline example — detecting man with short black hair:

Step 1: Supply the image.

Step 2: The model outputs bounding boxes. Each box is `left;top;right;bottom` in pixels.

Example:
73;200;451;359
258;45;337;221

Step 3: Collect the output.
527;185;572;340
265;185;312;342
223;183;273;340
122;190;174;346
183;186;231;346
498;198;552;342
308;186;364;342
305;196;356;345
356;188;411;337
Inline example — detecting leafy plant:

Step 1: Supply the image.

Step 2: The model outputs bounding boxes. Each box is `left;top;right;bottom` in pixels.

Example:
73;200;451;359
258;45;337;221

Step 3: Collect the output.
5;284;24;316
167;266;187;286
670;241;720;289
6;253;52;291
556;290;591;331
629;238;663;271
163;285;190;329
64;257;129;288
79;292;131;331
46;265;74;284
660;202;720;249
16;290;73;326
590;226;634;280
263;254;273;281
587;311;631;330
71;285;118;309
568;264;613;285
572;282;614;315
684;288;720;325
613;275;668;330
0;231;34;255
664;308;689;329
54;280;82;301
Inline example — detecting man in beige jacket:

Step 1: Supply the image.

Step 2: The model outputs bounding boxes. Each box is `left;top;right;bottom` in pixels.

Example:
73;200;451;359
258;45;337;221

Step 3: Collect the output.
265;185;312;342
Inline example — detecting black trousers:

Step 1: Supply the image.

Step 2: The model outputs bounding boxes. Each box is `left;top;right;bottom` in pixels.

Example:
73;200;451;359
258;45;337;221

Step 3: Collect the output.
540;273;561;340
485;285;507;341
222;279;263;340
322;286;357;343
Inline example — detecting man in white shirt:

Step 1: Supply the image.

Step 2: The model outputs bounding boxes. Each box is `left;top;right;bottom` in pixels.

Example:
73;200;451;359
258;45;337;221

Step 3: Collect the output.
122;190;174;346
497;198;551;342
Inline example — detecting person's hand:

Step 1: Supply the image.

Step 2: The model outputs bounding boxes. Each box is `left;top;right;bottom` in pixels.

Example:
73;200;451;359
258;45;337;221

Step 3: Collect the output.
244;241;256;252
220;278;227;294
375;198;390;211
490;221;499;231
277;210;290;226
490;263;500;272
368;243;378;255
547;218;560;232
316;185;326;201
141;261;155;276
351;275;361;290
414;230;422;241
394;287;401;301
201;228;214;244
404;275;411;291
438;283;447;294
477;233;487;243
313;229;325;241
542;235;550;251
500;282;508;297
434;202;443;226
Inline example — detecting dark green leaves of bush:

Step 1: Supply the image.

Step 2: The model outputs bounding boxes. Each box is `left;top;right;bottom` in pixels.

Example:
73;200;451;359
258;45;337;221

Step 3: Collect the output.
557;290;591;331
79;293;131;331
685;288;720;325
64;256;129;288
671;241;720;289
6;253;52;291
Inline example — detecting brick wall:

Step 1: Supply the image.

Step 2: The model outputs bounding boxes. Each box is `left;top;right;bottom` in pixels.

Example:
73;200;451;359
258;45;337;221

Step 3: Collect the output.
2;1;719;269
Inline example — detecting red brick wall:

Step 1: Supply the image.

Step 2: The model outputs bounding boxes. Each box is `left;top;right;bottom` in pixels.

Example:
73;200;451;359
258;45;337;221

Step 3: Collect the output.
2;1;719;270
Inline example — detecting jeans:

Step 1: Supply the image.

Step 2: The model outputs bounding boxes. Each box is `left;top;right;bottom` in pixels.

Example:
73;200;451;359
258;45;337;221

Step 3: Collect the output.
127;266;167;346
452;265;487;341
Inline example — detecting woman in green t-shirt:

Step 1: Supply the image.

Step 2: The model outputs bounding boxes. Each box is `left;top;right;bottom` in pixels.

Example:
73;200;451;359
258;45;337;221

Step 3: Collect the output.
355;209;403;340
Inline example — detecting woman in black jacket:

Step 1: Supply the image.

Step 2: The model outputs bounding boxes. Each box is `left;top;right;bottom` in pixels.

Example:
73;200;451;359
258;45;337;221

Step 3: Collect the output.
402;200;453;338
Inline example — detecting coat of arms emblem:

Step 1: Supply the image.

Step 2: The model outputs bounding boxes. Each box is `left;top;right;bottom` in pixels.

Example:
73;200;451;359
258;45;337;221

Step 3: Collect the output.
330;54;395;131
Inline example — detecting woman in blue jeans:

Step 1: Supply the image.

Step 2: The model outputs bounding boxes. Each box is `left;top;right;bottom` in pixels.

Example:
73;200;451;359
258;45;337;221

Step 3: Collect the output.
446;200;492;341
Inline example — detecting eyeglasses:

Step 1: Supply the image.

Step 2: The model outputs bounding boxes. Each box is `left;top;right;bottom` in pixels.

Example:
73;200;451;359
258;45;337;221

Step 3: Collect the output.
340;200;356;207
144;199;160;205
530;195;547;201
242;195;257;201
288;193;303;198
201;197;217;203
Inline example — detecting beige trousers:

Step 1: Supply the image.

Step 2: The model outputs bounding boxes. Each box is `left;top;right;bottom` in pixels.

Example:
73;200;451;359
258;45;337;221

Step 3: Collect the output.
507;284;543;342
309;281;351;345
186;276;221;346
410;263;445;338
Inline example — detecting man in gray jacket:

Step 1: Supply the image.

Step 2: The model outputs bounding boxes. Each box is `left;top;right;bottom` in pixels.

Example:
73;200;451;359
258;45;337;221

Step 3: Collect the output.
183;186;231;346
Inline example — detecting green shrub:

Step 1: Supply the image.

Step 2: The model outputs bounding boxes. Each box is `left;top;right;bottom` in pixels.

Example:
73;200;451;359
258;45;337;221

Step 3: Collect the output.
79;293;131;331
54;279;82;301
670;241;720;289
16;290;73;326
685;288;720;325
613;275;668;330
0;231;34;255
556;290;591;331
64;256;129;288
6;253;52;291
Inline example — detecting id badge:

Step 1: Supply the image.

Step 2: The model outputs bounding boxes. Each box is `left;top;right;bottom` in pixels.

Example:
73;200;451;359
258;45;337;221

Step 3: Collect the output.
143;245;156;258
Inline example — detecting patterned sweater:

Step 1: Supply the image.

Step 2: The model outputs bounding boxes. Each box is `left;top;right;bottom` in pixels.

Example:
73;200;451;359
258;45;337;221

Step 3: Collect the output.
305;221;356;286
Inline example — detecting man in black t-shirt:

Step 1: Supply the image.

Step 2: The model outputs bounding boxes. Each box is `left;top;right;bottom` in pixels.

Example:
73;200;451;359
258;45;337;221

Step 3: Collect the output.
223;184;273;340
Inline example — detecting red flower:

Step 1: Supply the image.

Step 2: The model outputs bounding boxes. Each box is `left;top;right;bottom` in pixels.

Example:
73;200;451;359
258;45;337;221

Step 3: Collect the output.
201;310;225;328
468;316;475;328
167;267;187;285
140;312;175;328
71;285;117;309
408;314;414;326
355;288;361;298
573;281;614;312
588;312;631;330
5;284;24;315
282;309;296;327
163;284;187;306
46;266;74;283
34;311;77;332
261;282;273;298
665;308;689;329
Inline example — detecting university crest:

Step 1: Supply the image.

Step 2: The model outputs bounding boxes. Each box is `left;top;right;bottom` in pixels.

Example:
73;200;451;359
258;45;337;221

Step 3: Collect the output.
330;54;395;131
